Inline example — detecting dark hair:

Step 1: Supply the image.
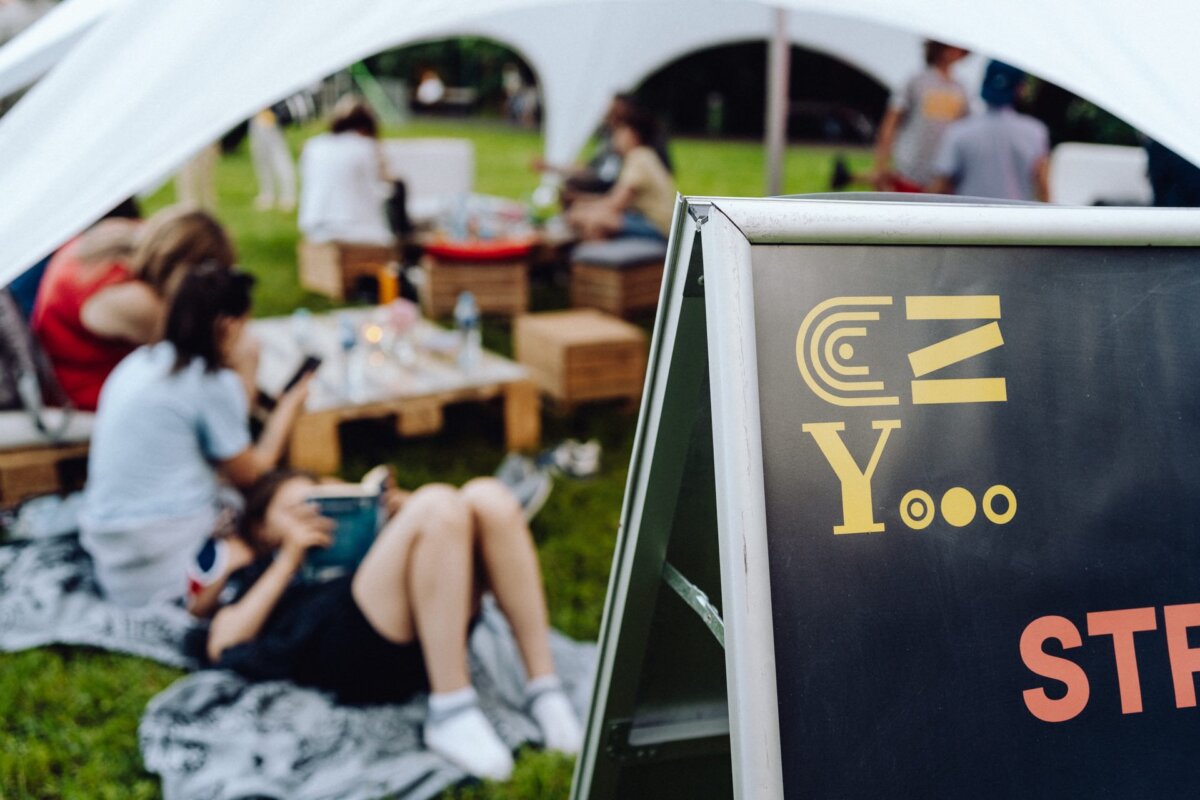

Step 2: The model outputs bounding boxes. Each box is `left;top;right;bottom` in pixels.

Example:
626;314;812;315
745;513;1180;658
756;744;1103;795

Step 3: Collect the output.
330;96;379;137
132;206;236;296
240;468;317;540
164;262;254;373
102;197;141;221
924;40;967;66
617;106;660;148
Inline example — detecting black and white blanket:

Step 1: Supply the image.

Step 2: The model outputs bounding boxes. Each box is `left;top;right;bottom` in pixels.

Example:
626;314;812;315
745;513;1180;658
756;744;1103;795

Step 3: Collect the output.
0;532;195;666
0;532;596;800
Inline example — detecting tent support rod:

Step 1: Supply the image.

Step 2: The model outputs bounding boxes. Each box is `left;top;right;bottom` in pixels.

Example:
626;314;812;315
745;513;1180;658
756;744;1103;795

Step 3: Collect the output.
763;7;789;196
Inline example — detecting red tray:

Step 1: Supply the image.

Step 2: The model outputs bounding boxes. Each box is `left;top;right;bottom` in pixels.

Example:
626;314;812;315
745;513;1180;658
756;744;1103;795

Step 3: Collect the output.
423;239;535;261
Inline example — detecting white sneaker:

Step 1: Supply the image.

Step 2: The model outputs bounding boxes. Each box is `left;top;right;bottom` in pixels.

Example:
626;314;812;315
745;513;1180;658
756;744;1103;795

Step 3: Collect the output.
424;706;514;781
530;689;584;755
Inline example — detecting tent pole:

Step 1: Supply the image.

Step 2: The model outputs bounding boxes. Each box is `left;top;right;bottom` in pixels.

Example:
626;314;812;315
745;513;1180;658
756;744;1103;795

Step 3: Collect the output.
763;7;789;196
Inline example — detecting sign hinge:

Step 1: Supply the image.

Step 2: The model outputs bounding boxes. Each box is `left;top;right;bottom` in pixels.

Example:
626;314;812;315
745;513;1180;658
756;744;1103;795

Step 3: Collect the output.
662;561;725;647
687;202;712;230
604;720;659;763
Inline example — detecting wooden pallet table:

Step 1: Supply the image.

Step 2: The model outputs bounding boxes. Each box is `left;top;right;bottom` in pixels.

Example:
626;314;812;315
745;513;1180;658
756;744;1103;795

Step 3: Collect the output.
253;309;540;475
0;442;89;505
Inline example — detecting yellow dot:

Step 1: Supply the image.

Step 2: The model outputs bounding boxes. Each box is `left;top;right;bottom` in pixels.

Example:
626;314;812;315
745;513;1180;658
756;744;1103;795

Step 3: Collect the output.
940;487;977;528
838;342;854;360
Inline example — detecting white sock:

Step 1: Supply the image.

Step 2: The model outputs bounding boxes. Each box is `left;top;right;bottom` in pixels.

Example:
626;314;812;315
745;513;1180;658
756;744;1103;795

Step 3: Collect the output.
424;691;514;781
526;675;584;755
428;686;477;721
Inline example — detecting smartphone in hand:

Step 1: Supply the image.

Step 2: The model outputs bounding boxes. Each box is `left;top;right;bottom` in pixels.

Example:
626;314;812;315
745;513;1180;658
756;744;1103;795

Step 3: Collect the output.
259;355;322;411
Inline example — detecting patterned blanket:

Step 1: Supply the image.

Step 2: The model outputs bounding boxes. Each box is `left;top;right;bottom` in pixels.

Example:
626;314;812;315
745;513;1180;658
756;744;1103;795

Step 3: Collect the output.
0;532;194;665
0;532;596;800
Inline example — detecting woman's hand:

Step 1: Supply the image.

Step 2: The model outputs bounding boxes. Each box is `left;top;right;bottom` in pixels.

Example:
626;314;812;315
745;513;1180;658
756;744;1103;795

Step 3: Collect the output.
223;372;312;487
383;486;410;518
275;373;312;417
276;501;334;568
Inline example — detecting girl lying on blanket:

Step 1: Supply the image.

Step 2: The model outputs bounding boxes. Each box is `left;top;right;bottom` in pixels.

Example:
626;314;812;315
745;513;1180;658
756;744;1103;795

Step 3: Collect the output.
186;468;584;782
81;262;309;607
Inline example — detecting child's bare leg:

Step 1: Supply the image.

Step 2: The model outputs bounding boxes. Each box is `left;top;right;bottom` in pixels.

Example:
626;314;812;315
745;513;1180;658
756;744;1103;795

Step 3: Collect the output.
460;477;554;679
351;483;474;693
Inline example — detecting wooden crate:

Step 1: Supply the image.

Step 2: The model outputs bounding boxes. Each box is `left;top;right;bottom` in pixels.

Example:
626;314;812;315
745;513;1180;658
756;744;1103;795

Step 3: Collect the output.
298;240;395;300
514;309;648;406
569;259;664;318
420;254;530;318
0;443;89;505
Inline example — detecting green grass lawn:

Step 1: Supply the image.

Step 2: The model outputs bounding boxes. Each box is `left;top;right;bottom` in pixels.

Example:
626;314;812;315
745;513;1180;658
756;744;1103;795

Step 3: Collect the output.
0;117;870;799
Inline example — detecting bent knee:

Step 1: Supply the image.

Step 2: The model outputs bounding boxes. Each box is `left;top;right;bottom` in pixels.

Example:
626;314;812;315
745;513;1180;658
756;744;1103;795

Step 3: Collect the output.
407;483;472;538
462;477;523;522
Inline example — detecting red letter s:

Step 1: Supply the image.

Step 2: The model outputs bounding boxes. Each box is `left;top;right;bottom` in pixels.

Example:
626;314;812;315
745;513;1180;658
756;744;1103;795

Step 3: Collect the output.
1020;615;1090;723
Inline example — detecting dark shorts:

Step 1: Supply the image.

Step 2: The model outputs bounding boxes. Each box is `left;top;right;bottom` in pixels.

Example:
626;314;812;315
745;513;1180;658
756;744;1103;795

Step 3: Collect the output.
214;574;430;706
295;576;430;705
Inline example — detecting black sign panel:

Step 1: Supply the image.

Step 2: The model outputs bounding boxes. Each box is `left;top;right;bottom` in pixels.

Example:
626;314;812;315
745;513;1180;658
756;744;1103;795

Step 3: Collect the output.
752;245;1200;797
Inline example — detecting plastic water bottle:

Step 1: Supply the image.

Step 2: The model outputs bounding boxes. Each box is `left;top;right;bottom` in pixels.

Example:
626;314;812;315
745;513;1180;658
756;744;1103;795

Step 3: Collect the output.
453;291;481;373
290;307;313;351
337;313;362;399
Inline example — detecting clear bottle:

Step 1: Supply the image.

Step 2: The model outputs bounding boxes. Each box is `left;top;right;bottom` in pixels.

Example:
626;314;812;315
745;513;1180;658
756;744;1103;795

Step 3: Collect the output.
453;291;481;373
337;313;363;399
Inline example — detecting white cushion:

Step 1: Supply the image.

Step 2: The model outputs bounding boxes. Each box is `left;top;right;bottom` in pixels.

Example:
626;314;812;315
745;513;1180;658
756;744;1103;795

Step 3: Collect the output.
1049;143;1153;206
380;138;475;225
0;409;94;450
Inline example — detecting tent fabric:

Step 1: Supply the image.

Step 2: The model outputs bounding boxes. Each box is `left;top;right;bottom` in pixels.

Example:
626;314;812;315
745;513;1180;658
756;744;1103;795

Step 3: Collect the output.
1;0;1199;286
0;0;127;100
430;2;932;175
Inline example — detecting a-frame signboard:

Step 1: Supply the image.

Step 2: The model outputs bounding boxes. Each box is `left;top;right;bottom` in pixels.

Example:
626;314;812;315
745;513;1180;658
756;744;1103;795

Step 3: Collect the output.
572;195;1200;799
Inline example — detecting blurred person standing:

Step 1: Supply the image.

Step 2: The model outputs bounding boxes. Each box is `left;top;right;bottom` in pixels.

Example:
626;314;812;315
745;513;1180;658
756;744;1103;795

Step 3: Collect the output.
176;143;220;211
928;60;1050;201
872;40;970;192
250;107;297;211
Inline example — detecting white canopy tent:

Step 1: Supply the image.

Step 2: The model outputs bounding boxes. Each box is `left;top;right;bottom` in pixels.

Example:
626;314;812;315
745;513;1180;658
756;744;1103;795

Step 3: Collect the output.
0;0;1197;286
0;0;955;218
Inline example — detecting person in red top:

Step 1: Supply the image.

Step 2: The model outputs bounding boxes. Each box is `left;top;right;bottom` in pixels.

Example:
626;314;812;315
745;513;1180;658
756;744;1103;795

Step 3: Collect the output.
32;207;236;410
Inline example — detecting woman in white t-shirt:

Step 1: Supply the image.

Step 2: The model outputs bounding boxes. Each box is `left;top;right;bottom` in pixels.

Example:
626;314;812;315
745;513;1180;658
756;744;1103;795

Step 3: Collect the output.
81;264;308;607
298;97;395;246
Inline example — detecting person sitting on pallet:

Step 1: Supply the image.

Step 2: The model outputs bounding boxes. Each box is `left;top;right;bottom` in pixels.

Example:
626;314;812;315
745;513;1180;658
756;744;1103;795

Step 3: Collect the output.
298;96;399;248
565;107;676;243
80;263;308;607
31;206;236;411
534;94;673;209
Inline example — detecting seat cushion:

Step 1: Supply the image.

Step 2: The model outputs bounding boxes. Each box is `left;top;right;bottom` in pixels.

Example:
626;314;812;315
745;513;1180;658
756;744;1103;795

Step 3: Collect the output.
572;238;668;269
